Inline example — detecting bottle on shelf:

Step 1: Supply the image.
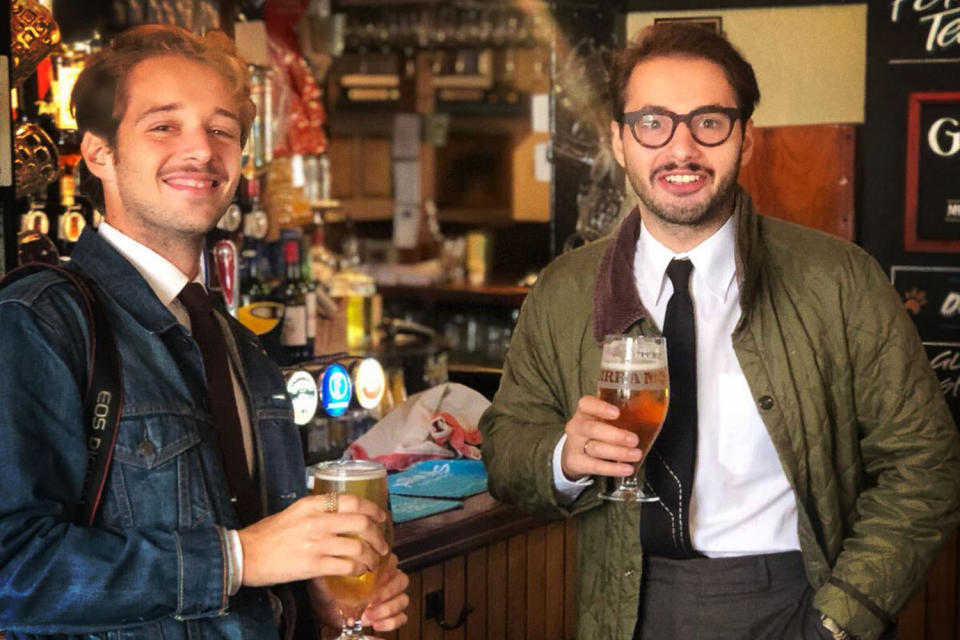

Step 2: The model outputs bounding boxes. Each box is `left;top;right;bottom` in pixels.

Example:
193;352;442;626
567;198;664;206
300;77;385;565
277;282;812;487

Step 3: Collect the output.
272;238;313;365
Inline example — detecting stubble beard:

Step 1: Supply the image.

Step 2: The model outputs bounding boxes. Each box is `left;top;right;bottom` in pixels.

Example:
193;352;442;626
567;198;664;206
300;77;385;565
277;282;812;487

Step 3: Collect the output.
629;150;742;231
114;154;233;242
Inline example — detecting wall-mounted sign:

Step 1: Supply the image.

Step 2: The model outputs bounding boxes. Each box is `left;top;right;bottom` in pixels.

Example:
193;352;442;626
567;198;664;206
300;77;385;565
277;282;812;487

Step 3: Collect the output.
892;265;960;342
924;342;960;426
892;265;960;426
904;92;960;252
888;1;960;63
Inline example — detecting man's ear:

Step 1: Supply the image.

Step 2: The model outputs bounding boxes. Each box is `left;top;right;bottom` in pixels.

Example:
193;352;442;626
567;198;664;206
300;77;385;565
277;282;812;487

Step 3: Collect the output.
80;131;115;183
739;118;754;168
611;120;626;168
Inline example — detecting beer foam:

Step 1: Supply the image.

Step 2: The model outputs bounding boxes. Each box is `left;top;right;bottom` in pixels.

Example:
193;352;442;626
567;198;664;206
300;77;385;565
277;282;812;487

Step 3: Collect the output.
314;467;386;482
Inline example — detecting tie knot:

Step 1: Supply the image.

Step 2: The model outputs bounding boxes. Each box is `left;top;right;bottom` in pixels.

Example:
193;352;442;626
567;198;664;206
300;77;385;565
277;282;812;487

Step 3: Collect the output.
666;259;693;293
178;282;212;315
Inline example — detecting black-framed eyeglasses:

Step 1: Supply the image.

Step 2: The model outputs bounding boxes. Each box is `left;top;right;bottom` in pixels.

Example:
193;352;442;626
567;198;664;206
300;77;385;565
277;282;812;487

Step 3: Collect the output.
620;106;743;149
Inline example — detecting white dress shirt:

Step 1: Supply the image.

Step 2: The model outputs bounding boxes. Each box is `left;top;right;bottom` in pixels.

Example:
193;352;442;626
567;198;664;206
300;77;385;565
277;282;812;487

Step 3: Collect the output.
553;215;800;556
96;222;248;590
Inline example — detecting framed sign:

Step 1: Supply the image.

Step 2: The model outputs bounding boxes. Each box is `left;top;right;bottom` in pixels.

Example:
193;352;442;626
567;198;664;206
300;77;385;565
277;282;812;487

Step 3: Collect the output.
891;265;960;342
903;92;960;252
652;16;722;34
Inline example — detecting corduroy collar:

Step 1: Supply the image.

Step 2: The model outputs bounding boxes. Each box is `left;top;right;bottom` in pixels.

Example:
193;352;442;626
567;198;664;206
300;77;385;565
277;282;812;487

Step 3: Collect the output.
591;186;759;344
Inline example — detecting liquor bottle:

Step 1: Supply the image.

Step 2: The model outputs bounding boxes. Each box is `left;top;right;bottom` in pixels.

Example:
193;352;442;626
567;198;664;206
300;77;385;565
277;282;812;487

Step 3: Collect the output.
240;243;271;307
272;239;311;365
300;233;318;360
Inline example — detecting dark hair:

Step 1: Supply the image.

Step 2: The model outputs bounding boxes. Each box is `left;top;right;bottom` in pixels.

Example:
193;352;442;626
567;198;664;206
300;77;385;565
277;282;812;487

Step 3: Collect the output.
71;25;255;210
609;22;760;122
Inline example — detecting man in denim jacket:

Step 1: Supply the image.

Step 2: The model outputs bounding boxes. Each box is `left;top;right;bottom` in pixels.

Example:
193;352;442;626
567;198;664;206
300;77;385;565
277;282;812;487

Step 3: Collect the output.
0;25;408;638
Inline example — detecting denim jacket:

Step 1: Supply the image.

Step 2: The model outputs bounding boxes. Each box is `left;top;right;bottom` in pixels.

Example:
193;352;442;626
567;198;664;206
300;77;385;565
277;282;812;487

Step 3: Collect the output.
0;228;307;638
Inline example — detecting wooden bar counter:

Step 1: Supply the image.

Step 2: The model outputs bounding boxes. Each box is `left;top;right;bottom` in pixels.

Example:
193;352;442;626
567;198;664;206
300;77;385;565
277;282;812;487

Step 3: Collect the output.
379;492;578;640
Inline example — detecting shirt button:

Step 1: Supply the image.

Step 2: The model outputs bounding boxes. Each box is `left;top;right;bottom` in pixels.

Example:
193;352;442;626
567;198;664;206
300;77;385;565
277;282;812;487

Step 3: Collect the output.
758;395;775;411
137;440;157;457
624;569;635;578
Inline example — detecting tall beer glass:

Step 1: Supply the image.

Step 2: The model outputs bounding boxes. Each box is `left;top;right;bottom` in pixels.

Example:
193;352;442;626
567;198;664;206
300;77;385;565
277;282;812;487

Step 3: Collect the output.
313;459;393;639
597;335;669;502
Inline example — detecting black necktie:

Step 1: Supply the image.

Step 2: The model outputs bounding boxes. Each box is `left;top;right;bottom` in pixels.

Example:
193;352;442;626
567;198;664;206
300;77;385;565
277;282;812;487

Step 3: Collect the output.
641;259;701;558
178;282;261;525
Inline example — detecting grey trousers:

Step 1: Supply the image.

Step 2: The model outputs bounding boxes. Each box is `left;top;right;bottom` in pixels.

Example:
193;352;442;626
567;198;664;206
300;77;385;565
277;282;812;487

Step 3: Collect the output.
634;552;834;640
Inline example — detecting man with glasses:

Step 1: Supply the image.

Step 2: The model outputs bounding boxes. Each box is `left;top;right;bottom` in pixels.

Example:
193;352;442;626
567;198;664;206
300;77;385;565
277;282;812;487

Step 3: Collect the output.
480;22;960;640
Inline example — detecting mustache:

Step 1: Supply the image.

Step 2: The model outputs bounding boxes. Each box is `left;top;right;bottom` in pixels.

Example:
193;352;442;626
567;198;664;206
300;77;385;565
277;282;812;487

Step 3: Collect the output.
652;162;714;176
159;164;228;181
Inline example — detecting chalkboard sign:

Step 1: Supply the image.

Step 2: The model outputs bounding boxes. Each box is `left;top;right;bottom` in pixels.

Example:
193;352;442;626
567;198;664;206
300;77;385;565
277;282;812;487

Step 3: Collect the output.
925;343;960;426
892;265;960;427
862;1;960;267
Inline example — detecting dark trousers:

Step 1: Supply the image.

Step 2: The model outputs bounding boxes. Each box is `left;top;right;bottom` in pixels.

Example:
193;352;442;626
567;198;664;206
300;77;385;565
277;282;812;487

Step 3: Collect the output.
634;552;832;640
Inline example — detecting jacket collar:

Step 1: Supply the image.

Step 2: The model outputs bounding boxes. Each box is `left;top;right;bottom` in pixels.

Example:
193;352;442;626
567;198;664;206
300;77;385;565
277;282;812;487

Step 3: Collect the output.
68;226;183;335
592;185;761;344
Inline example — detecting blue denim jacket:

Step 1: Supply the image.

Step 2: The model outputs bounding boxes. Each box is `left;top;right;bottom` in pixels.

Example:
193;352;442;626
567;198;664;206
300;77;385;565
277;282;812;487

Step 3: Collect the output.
0;228;307;638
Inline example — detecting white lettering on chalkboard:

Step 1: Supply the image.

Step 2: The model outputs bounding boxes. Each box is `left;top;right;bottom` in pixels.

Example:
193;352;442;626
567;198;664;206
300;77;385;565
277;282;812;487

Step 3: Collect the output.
891;2;960;53
941;292;960;316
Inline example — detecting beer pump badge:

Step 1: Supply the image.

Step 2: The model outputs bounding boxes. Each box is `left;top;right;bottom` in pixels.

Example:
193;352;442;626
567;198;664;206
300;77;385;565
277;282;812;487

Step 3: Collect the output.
321;364;352;418
286;370;319;426
354;357;386;410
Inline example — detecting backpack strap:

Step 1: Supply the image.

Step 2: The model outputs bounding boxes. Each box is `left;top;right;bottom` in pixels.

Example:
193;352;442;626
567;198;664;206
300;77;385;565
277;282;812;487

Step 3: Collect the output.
0;262;123;526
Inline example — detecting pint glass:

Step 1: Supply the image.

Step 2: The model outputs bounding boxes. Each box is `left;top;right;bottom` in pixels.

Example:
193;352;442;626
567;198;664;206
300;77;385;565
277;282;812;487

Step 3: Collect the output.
313;459;393;639
596;335;669;502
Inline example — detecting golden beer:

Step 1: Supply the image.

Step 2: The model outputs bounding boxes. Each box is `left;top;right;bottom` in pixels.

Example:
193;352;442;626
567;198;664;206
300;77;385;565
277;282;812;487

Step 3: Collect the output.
597;364;669;456
597;336;670;502
313;460;393;617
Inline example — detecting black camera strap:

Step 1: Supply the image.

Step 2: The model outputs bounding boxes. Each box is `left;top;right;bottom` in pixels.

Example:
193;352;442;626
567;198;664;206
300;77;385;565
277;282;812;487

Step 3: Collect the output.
0;262;123;527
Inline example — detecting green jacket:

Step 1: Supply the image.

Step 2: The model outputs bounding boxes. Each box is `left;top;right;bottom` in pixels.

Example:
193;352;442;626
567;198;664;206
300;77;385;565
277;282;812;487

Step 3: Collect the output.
479;189;960;640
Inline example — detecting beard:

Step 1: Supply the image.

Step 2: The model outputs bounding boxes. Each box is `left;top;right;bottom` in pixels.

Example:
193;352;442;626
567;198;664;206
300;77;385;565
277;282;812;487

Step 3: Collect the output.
628;150;742;230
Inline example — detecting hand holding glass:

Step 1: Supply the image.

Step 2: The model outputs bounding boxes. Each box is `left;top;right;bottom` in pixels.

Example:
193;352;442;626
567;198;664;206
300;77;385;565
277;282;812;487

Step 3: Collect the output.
597;335;669;502
313;459;393;639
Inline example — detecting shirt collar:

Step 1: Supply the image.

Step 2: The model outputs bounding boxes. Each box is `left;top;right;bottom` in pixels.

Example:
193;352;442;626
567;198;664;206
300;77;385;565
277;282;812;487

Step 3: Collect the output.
636;214;737;306
97;221;205;310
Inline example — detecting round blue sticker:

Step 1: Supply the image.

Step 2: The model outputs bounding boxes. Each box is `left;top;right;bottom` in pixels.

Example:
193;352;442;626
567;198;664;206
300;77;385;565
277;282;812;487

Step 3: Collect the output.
320;363;352;418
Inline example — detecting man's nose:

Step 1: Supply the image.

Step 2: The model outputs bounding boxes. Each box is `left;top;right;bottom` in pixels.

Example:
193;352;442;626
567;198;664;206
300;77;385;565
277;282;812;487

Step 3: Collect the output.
179;126;214;163
665;121;701;160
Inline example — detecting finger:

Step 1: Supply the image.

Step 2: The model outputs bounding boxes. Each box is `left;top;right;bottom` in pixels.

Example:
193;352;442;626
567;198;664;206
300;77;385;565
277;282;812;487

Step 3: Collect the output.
362;592;410;629
314;513;388;553
308;493;386;522
577;419;640;449
583;438;642;465
575;395;620;420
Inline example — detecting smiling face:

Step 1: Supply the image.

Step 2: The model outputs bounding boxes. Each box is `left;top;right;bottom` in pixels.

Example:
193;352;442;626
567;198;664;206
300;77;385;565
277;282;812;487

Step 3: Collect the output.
82;54;242;271
611;55;753;249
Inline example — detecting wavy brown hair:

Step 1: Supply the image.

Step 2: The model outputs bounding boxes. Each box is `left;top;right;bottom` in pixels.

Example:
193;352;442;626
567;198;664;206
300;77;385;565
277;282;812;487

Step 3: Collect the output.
609;22;760;123
71;25;254;209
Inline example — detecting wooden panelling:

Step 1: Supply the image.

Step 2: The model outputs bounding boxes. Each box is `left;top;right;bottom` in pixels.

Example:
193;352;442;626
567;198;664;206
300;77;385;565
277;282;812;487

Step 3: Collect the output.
544;521;567;640
398;570;422;640
421;564;445;640
486;540;508;638
507;534;528;640
738;124;856;241
525;525;547;640
466;548;488;640
898;531;960;640
563;518;578;640
391;517;576;640
361;138;392;198
443;556;467;640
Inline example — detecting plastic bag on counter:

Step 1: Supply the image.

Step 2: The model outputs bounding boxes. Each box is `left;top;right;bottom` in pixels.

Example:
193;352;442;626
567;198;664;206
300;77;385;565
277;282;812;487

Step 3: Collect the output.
347;382;488;471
